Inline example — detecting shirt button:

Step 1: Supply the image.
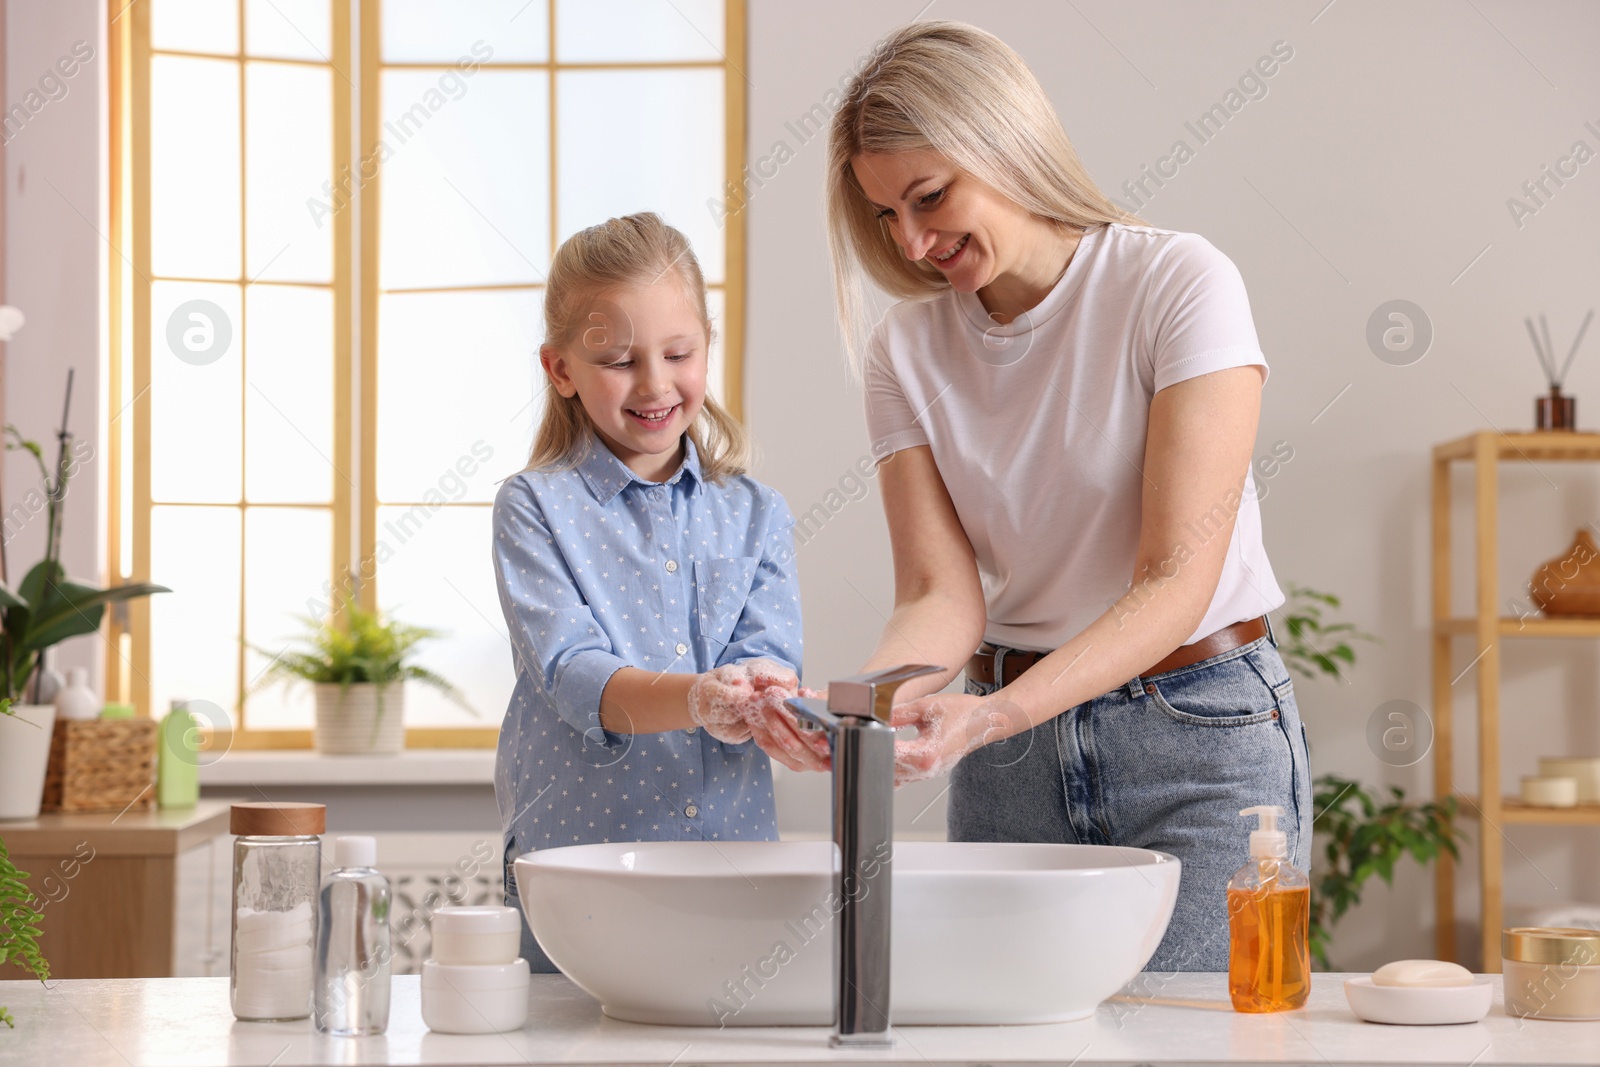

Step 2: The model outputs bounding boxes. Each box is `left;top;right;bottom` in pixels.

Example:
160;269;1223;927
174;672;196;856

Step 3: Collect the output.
675;642;688;656
685;726;698;735
684;804;699;818
665;560;679;573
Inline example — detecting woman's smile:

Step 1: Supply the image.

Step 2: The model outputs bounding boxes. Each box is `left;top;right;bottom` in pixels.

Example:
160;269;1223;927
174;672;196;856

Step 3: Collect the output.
930;233;971;268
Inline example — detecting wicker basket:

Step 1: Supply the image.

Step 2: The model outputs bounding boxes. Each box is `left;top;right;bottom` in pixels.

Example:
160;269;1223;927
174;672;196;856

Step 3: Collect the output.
40;719;158;814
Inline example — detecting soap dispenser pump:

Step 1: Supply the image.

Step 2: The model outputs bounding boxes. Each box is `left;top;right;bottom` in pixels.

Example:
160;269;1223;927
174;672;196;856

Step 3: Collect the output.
1227;805;1310;1013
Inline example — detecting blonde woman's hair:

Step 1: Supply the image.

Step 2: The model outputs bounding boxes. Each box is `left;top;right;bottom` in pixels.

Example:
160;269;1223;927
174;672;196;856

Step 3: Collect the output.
524;212;749;483
826;20;1144;370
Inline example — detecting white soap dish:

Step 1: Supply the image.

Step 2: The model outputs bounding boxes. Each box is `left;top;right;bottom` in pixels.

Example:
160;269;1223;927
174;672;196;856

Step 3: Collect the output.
1344;976;1493;1025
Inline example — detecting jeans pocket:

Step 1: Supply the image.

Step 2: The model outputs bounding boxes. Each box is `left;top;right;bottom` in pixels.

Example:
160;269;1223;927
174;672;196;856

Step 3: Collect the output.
1145;651;1280;728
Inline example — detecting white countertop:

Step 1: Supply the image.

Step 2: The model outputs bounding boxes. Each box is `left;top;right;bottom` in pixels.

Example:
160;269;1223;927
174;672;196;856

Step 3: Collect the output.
2;973;1595;1066
198;749;496;787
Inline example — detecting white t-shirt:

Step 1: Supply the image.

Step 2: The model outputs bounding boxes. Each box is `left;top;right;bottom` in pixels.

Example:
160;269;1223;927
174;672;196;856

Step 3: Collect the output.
865;223;1285;653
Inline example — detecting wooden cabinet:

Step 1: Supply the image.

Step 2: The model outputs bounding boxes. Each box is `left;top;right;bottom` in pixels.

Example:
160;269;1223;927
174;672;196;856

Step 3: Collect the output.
0;798;236;978
1432;431;1600;971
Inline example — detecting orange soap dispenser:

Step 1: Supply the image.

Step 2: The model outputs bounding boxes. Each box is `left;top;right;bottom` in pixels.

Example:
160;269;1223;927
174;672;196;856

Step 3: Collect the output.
1227;805;1310;1013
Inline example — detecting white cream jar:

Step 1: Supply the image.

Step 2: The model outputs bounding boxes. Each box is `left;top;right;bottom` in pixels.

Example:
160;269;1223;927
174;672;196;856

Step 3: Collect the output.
430;905;522;966
421;958;530;1034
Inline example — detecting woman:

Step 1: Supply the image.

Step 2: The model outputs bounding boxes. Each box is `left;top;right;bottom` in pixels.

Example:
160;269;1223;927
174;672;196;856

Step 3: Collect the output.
825;21;1309;973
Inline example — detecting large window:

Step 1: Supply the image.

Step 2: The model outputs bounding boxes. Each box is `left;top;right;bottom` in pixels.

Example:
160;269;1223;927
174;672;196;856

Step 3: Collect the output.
108;0;747;747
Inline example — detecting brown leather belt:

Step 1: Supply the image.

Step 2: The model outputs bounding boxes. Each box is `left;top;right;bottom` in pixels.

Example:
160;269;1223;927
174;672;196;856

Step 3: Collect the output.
965;615;1271;689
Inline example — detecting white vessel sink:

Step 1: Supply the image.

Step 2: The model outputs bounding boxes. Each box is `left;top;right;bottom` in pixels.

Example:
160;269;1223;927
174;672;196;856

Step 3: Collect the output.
515;840;1179;1026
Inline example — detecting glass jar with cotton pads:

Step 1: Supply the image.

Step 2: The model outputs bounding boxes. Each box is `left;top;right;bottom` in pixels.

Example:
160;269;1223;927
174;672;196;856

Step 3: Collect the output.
1521;775;1579;807
1343;959;1492;1024
1503;927;1600;1021
229;802;325;1021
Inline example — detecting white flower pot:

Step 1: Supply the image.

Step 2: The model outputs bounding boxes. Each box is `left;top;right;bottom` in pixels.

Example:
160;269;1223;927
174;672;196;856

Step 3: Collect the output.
0;703;57;819
313;683;404;755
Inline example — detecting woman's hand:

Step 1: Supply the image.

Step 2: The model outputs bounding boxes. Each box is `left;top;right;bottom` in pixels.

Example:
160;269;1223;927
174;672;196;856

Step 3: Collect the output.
688;660;832;773
890;693;1028;787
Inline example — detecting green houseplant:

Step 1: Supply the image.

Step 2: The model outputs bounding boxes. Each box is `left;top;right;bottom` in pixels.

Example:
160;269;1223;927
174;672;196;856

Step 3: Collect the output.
0;696;51;1028
250;590;474;754
1277;584;1464;969
0;373;169;819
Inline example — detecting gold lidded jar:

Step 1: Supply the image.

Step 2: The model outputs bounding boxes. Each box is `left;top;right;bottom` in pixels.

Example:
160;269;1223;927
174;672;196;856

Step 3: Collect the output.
1502;926;1600;1021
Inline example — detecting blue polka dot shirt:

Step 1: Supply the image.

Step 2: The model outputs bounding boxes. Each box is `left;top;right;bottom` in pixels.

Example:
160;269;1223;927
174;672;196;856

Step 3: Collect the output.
491;432;803;854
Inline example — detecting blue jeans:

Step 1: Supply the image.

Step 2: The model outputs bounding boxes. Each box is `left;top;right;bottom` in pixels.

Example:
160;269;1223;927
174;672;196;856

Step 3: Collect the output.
504;836;562;974
952;629;1311;973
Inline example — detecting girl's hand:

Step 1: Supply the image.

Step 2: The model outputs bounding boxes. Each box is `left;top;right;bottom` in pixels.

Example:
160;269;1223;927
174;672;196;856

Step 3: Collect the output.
687;660;832;773
890;693;1027;787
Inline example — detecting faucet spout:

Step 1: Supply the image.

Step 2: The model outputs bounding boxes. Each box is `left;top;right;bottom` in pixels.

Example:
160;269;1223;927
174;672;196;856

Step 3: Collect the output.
785;663;940;1047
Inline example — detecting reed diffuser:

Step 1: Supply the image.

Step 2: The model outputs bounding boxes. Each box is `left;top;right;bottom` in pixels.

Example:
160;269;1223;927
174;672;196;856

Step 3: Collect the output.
1527;309;1592;431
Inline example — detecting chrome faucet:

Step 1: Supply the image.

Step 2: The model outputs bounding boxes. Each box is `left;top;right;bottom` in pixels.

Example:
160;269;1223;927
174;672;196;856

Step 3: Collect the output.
786;664;942;1048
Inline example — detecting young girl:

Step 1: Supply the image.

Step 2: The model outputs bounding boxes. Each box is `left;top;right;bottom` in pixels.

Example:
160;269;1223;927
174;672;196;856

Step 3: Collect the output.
492;212;826;972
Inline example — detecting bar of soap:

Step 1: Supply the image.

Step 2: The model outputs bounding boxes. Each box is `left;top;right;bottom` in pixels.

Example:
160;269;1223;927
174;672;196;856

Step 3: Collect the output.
1371;960;1473;988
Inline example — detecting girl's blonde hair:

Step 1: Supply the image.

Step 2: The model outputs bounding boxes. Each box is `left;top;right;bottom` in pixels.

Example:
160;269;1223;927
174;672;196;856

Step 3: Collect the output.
525;212;749;483
826;20;1143;370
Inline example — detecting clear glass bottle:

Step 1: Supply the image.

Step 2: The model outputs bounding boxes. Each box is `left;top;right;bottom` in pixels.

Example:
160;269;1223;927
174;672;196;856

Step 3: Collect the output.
230;802;326;1020
1227;805;1311;1013
314;835;392;1035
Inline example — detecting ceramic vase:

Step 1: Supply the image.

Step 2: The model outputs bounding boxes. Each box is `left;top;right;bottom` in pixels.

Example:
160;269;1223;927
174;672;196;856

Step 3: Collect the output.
1531;529;1600;616
0;704;58;819
313;683;403;755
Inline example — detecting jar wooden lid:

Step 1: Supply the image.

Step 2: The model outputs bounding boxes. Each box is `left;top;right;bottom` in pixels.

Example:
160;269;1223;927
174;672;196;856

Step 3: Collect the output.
230;801;326;837
1503;926;1600;966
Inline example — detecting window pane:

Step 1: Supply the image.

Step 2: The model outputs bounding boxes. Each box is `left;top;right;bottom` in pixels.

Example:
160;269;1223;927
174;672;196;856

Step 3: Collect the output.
245;0;332;61
246;62;334;282
556;0;723;63
242;507;333;731
152;56;242;280
152;0;239;55
381;0;547;63
374;505;510;728
377;290;540;503
151;506;241;726
707;286;725;409
379;70;550;289
557;69;724;282
245;285;334;503
152;282;243;503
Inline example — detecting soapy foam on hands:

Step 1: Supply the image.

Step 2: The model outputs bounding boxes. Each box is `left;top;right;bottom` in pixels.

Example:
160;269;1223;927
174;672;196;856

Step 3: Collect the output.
687;661;830;760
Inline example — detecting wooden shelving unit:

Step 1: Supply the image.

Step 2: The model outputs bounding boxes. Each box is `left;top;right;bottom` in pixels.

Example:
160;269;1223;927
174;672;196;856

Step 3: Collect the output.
1432;430;1600;972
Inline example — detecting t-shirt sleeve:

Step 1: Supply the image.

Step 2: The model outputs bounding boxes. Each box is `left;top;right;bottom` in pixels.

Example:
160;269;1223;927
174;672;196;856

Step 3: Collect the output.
1145;234;1269;394
863;317;931;460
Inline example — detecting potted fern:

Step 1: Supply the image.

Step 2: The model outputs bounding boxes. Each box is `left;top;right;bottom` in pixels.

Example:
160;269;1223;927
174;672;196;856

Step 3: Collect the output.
251;592;474;755
1277;584;1464;969
1;698;51;1026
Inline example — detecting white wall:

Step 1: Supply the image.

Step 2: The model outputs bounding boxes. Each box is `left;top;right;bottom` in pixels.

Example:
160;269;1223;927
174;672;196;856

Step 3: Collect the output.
3;0;103;689
745;0;1600;969
7;0;1600;972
